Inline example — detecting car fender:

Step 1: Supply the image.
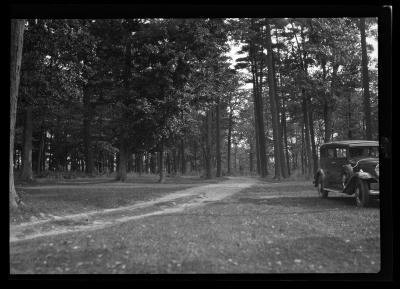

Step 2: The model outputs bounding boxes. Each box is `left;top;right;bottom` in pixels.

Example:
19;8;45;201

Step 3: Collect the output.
356;170;374;180
343;172;373;195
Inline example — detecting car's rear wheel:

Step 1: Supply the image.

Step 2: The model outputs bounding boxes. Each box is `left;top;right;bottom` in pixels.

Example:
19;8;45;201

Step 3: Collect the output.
317;175;328;198
355;179;370;207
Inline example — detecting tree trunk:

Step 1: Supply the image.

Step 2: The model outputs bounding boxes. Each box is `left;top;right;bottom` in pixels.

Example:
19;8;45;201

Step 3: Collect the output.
151;152;156;174
205;109;213;179
256;65;268;177
145;152;149;174
348;92;353;139
37;130;45;173
140;153;144;175
116;138;127;181
21;106;34;181
128;153;134;172
254;104;260;175
307;98;318;174
166;152;171;175
319;58;330;143
250;41;267;177
359;18;372;140
281;97;291;176
10;19;25;208
249;141;253;173
301;125;305;175
227;105;233;175
180;139;186;175
172;149;177;174
159;144;165;183
265;21;283;180
325;62;338;143
83;88;94;175
215;99;222;177
302;95;313;178
274;26;291;176
193;143;197;173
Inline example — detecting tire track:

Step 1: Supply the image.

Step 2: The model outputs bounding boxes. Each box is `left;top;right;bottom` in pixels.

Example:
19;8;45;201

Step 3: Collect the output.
10;177;258;243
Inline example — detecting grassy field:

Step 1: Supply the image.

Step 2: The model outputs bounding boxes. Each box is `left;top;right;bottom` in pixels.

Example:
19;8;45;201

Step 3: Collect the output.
10;176;380;274
10;174;228;224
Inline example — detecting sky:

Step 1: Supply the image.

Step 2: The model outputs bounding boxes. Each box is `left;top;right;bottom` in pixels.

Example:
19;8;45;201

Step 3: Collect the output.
226;31;378;90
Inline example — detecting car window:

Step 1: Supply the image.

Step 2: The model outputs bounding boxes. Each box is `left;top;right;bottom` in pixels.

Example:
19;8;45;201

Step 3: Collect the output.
336;148;347;158
369;147;379;157
327;148;335;159
349;147;379;158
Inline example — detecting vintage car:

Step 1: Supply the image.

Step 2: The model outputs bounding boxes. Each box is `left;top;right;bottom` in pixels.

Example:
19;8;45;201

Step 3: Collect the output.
314;140;379;207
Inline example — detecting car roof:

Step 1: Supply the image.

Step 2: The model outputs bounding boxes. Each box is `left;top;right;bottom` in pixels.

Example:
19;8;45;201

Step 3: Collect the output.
320;140;378;148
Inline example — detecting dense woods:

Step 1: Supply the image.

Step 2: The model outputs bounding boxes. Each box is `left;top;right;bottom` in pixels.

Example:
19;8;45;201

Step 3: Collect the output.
10;18;378;208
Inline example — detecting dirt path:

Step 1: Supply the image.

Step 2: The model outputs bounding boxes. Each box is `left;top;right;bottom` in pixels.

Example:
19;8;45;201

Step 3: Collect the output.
10;177;258;243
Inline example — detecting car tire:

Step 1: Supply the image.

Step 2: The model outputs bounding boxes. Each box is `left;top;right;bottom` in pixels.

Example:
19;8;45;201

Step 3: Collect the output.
317;175;328;198
355;179;370;207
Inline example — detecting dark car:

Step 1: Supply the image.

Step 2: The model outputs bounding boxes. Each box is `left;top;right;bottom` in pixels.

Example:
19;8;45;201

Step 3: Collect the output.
314;140;379;207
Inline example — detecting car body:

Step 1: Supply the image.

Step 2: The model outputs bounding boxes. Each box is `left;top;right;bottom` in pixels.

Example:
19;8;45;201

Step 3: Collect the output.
314;140;379;207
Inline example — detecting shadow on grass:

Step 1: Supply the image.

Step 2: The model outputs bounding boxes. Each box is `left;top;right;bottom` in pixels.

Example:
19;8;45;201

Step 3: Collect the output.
17;175;230;187
236;195;379;209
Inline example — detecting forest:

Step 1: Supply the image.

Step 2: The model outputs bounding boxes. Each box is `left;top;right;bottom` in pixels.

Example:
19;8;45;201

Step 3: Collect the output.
10;18;378;208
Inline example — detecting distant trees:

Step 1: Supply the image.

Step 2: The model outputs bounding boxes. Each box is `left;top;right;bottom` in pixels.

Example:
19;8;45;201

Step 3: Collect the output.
10;17;379;207
229;17;377;179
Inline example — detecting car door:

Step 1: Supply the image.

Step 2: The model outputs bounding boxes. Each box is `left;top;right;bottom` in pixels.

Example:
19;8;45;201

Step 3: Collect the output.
323;147;336;187
330;147;349;189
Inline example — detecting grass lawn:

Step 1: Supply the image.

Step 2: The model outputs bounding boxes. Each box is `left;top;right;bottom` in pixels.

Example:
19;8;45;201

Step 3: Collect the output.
10;177;380;274
10;174;228;224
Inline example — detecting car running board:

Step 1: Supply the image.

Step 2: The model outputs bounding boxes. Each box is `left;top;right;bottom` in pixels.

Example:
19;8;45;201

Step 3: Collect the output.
324;188;343;194
325;187;379;196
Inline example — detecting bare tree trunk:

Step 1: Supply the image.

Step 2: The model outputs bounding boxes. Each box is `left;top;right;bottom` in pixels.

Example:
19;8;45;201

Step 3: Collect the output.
21;106;34;181
116;138;127;182
254;104;260;175
348;92;353;139
274;27;291;176
250;42;267;177
83;88;94;175
215;99;222;177
265;21;283;180
151;152;156;174
141;153;144;173
159;144;165;183
193;143;197;173
10;19;25;208
234;143;238;172
359;18;372;140
308;99;318;174
321;59;331;143
281;97;291;176
302;95;312;178
166;152;171;175
37;129;45;173
205;109;213;179
145;152;149;174
180;139;186;175
227;104;233;175
249;141;253;173
301;125;305;175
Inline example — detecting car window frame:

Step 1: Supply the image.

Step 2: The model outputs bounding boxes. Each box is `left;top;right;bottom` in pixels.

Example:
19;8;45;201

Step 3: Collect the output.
336;147;348;159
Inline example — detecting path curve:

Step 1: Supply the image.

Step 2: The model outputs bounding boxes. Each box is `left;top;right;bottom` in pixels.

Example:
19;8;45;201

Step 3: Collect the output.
10;177;258;243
